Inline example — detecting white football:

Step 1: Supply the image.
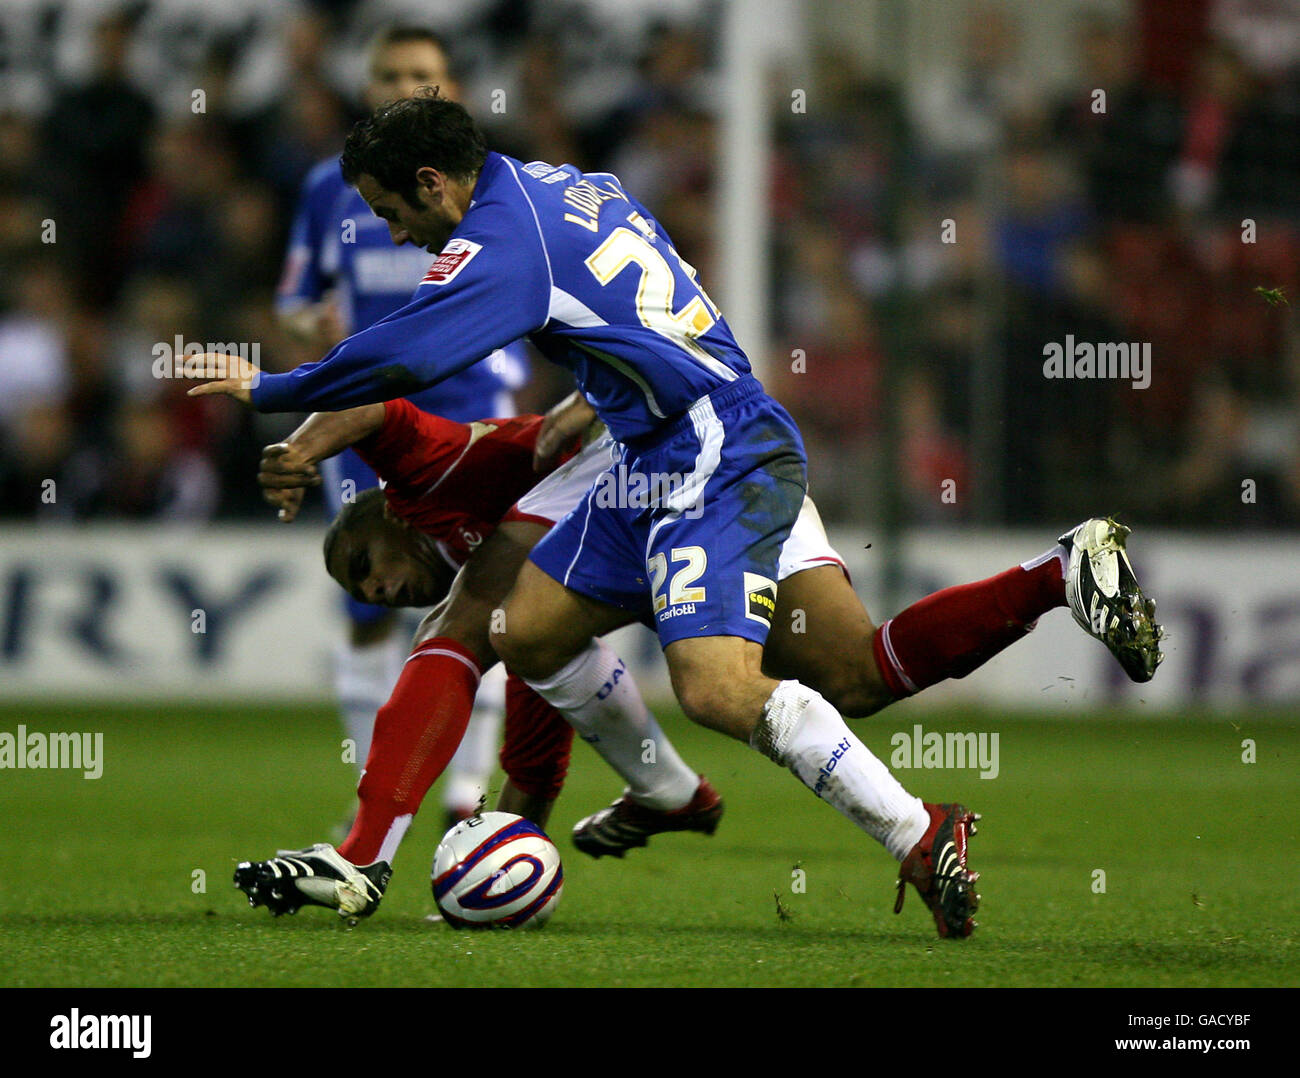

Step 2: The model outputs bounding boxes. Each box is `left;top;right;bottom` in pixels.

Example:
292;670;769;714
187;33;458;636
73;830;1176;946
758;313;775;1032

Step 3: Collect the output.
431;812;564;929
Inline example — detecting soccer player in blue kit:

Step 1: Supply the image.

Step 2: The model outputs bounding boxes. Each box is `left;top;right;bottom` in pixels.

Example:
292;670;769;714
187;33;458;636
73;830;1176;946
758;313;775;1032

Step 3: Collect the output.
277;30;524;822
199;92;1163;938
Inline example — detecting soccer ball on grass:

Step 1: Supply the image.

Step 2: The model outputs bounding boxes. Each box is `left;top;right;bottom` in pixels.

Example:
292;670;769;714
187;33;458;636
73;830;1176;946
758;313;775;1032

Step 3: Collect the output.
431;811;563;928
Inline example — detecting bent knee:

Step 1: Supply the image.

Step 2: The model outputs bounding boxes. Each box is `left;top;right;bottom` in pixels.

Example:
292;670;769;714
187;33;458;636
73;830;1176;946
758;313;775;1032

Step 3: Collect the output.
674;675;774;739
675;680;736;728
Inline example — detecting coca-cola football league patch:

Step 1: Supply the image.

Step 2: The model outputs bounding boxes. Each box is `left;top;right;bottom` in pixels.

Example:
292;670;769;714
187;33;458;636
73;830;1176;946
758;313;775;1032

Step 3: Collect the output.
422;238;483;285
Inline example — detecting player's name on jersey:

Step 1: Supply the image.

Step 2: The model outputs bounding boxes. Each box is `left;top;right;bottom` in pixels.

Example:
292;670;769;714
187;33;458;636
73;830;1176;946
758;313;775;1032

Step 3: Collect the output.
562;177;630;232
0;725;103;779
589;465;703;518
150;337;260;383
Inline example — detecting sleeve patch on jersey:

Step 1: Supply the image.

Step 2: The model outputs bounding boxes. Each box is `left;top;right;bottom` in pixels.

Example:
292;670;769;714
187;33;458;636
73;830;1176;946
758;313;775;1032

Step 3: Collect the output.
523;161;569;183
421;238;483;285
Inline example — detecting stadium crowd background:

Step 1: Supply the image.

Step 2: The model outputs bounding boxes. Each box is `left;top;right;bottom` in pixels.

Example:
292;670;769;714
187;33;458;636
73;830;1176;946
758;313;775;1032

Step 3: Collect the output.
0;0;1296;530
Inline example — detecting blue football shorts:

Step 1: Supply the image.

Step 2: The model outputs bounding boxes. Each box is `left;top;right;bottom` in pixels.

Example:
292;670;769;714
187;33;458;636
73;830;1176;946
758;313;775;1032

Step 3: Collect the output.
528;375;809;647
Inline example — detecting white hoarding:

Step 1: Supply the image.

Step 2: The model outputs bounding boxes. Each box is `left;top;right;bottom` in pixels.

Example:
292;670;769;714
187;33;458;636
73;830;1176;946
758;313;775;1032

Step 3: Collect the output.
0;526;1295;710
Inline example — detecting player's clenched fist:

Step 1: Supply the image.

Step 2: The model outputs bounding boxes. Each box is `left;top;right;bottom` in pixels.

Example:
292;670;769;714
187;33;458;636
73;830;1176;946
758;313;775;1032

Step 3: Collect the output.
259;443;318;522
259;442;320;488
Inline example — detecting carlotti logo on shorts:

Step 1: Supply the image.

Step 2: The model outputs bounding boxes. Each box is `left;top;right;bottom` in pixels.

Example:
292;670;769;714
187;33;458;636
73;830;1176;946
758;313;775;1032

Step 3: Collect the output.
658;603;697;622
744;572;777;627
422;238;482;285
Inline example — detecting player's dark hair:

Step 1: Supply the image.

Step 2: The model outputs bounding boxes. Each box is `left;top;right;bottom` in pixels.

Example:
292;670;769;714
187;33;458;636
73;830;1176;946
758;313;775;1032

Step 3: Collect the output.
323;487;388;576
341;88;487;207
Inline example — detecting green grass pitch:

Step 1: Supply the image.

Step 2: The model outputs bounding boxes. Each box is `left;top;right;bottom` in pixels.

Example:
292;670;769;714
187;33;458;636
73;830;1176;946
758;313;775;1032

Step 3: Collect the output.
0;701;1296;988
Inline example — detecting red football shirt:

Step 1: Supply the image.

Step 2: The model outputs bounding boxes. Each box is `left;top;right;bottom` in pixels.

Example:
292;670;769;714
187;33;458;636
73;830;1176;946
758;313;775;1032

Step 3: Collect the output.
351;398;571;567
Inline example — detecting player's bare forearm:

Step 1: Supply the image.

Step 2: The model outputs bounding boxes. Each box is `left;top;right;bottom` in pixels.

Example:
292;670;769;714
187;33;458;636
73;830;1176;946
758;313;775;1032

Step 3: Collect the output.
535;391;598;470
257;404;386;522
282;404;387;467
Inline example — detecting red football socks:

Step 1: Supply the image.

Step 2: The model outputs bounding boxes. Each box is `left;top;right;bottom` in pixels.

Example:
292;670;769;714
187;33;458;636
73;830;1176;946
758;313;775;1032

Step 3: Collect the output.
339;637;480;865
872;555;1066;697
499;674;574;802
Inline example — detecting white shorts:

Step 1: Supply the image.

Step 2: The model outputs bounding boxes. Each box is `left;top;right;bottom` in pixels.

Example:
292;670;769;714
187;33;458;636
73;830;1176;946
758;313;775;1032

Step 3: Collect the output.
506;433;846;583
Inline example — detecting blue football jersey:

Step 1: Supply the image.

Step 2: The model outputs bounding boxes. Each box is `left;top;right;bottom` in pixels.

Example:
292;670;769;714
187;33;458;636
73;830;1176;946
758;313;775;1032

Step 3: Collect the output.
255;153;751;442
276;157;525;422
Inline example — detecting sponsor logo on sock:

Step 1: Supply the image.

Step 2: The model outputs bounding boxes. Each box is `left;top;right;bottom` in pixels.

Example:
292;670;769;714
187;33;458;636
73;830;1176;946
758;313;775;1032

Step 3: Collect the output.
50;1009;151;1059
812;737;853;796
889;724;999;780
1042;336;1150;389
0;726;103;779
595;659;627;700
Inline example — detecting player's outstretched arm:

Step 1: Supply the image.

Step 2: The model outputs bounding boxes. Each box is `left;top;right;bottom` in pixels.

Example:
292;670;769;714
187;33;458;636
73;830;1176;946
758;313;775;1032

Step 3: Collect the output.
246;207;552;415
182;354;263;405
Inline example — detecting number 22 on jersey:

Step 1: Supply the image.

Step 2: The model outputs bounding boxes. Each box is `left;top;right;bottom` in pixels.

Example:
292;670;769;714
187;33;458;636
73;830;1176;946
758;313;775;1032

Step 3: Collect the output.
585;212;721;345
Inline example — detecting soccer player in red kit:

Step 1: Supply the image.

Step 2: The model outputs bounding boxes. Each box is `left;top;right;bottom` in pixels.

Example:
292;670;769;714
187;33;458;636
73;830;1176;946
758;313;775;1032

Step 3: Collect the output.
233;398;726;920
222;388;1163;938
197;93;1163;939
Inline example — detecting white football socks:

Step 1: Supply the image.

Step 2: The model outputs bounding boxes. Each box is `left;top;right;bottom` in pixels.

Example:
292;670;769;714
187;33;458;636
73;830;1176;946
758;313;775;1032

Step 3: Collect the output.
444;664;505;814
1020;543;1070;579
334;633;408;771
752;680;929;860
375;813;412;866
526;639;699;811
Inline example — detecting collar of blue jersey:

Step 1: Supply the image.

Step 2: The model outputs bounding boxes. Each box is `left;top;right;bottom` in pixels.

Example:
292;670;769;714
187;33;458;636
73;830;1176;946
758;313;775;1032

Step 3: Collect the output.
466;151;508;212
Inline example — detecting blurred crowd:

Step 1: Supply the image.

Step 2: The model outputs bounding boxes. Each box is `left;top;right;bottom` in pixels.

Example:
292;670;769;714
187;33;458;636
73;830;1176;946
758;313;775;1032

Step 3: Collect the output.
769;0;1300;528
0;0;1296;528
